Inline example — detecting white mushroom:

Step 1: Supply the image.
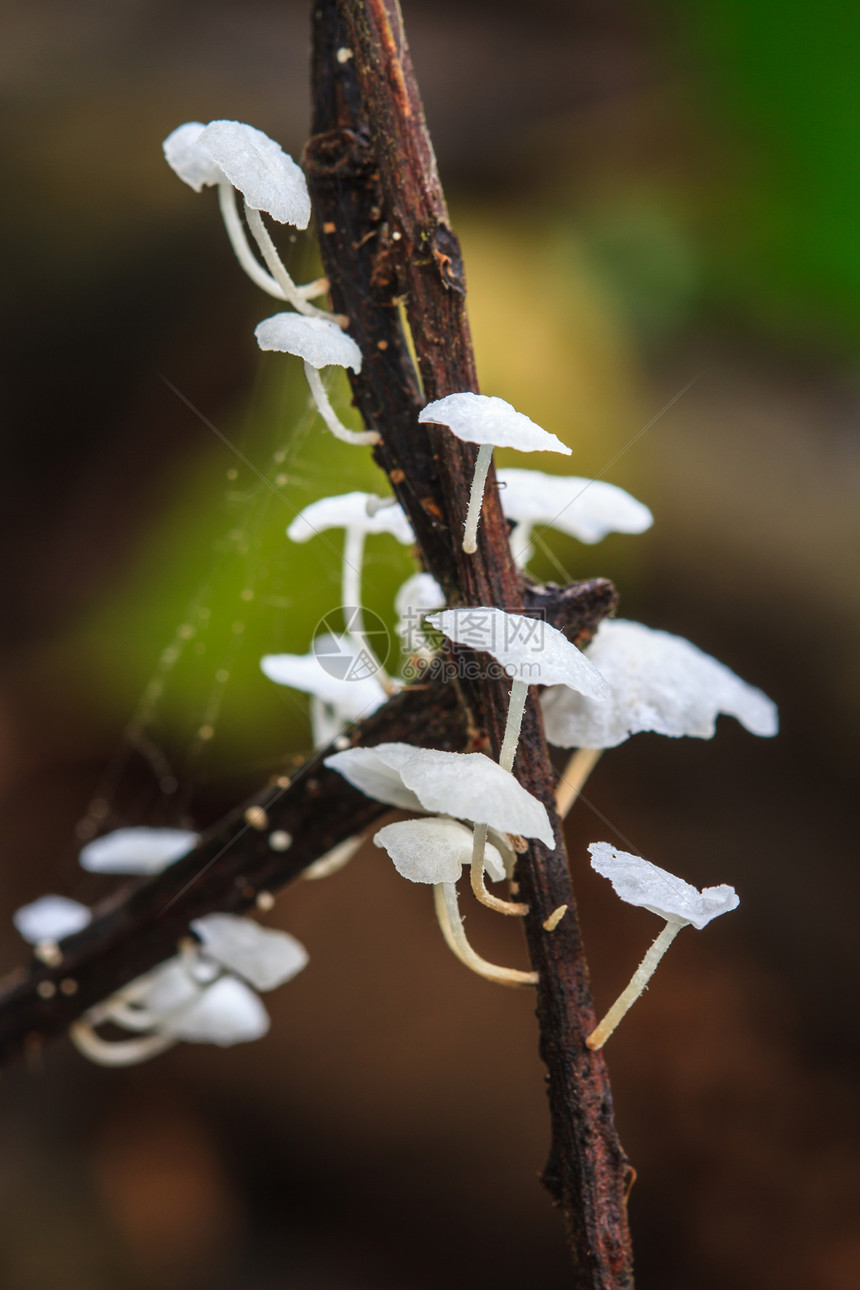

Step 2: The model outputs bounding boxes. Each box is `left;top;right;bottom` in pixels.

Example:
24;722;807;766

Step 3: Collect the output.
190;914;309;992
79;827;199;876
256;314;377;447
497;467;653;568
162;121;327;308
586;842;739;1048
428;607;609;913
325;743;554;847
13;895;91;944
286;491;414;685
260;633;387;747
542;619;779;818
374;817;536;988
417;393;571;553
394;572;445;664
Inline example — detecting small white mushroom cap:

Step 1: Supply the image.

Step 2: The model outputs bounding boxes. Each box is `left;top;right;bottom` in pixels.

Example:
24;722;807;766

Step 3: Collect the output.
395;572;445;652
286;491;413;543
196;120;311;227
589;842;739;929
394;572;445;625
428;607;610;699
260;635;387;723
325;742;554;847
541;619;779;749
164;975;270;1046
133;957;213;1017
79;827;199;876
190;914;309;992
418;393;571;456
162;122;225;192
256;313;363;372
374;816;506;884
13;895;91;944
497;468;653;544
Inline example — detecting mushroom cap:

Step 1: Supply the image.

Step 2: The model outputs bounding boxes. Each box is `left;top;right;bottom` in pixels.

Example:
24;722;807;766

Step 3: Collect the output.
13;895;91;944
394;572;445;623
190;914;308;992
286;491;413;543
418;393;571;455
133;957;213;1017
374;816;506;884
162;122;225;192
196;120;311;226
541;618;779;749
497;468;653;544
428;606;610;698
325;742;554;847
165;975;270;1046
260;635;387;723
256;313;363;372
79;827;198;876
588;842;739;930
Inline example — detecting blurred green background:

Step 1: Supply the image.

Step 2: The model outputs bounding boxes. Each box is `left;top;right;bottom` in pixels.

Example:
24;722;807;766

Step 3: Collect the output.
0;2;857;1288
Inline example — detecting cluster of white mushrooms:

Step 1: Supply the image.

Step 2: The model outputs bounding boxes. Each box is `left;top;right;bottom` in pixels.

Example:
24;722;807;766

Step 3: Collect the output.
10;119;779;1063
14;828;309;1062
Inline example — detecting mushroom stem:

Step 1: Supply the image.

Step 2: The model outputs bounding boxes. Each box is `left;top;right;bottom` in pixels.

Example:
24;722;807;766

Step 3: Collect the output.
470;821;528;916
244;203;334;320
70;1019;178;1067
556;747;603;819
433;881;537;988
341;527;395;694
217;184;327;300
467;679;530;914
586;918;685;1050
499;678;529;773
462;443;495;554
303;363;381;446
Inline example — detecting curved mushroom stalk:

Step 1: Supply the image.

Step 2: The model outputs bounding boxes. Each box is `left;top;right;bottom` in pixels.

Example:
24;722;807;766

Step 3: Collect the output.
586;842;740;1048
469;822;527;916
302;362;380;446
244;203;336;321
433;881;537;988
70;1019;178;1066
217;183;327;302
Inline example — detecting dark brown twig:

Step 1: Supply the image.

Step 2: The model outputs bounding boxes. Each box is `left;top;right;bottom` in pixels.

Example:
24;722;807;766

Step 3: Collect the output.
305;4;634;1284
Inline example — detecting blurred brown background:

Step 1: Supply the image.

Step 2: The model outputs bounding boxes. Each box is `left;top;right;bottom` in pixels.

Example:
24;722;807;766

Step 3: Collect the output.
0;1;857;1287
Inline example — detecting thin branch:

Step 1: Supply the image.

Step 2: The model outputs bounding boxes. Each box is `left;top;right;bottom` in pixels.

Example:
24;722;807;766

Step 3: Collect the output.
305;4;634;1285
0;584;610;1068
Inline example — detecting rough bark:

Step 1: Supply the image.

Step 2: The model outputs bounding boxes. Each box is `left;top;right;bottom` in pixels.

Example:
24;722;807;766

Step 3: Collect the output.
305;4;634;1285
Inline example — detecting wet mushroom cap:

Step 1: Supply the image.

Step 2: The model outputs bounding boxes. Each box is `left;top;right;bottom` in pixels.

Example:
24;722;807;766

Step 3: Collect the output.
256;313;363;371
162;122;225;191
374;816;507;885
79;827;199;876
286;490;413;543
541;619;779;749
326;742;554;847
497;468;653;544
428;607;610;698
418;392;571;455
196;120;311;227
190;914;309;992
588;842;739;929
